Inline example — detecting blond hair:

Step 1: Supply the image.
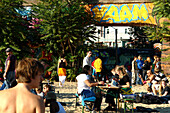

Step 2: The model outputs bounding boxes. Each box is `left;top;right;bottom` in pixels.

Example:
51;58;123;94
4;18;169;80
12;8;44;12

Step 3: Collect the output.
116;66;128;79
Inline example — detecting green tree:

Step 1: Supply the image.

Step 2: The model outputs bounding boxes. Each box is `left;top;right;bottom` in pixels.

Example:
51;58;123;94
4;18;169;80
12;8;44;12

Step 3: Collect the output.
145;0;170;42
128;26;153;49
0;0;42;60
32;0;97;81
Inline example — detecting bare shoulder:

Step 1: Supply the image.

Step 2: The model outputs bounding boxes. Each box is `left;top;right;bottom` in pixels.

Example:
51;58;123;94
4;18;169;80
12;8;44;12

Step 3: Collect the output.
24;91;44;104
16;90;45;113
0;88;15;99
0;88;17;112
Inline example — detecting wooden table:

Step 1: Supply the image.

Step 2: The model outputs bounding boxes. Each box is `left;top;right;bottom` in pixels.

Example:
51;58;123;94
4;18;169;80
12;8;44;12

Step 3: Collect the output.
96;85;119;90
96;85;120;112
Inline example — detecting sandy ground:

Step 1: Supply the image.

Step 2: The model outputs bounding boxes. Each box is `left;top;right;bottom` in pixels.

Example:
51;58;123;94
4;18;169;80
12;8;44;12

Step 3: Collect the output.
45;81;170;113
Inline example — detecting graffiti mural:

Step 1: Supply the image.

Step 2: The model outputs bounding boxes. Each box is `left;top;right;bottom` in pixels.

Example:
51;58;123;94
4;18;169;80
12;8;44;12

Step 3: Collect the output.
92;48;157;71
87;3;156;25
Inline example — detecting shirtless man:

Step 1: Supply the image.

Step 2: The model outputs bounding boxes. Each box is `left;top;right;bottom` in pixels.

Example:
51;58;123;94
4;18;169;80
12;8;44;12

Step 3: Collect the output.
0;58;45;113
139;70;155;88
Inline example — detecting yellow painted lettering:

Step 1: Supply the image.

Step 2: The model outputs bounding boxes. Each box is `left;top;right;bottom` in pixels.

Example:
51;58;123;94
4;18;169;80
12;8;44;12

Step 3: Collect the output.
91;6;108;22
103;5;120;23
132;4;148;21
140;4;148;21
120;5;132;22
132;5;141;20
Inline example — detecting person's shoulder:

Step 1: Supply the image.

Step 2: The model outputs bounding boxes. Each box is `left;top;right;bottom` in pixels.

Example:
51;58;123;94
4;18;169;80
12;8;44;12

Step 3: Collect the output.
27;91;44;105
0;88;12;97
63;58;67;62
78;74;87;77
77;74;87;79
0;88;16;103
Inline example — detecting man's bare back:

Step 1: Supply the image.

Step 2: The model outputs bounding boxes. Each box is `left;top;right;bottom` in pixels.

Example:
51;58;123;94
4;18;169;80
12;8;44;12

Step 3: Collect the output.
0;83;45;113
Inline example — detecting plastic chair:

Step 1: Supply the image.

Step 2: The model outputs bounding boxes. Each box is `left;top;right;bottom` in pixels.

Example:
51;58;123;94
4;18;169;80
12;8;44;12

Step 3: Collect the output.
75;93;96;113
119;87;134;113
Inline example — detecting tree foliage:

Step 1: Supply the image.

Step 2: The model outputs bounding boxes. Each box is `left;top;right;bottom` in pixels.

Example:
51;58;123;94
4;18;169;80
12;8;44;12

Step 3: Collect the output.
0;0;42;60
32;0;97;81
145;0;170;42
32;0;96;56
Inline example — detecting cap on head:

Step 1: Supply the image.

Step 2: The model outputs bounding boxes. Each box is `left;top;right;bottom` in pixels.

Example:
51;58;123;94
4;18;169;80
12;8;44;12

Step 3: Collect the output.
5;48;12;52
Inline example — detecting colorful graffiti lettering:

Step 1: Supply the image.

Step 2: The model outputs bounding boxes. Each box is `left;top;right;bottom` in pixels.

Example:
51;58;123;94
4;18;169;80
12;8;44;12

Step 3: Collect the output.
90;3;156;25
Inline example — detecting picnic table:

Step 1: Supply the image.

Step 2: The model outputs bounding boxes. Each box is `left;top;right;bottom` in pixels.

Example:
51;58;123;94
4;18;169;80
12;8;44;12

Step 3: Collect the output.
96;85;120;112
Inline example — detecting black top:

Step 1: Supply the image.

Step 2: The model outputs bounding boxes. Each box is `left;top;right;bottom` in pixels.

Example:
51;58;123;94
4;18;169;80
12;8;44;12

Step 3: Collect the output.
119;75;130;85
143;61;152;70
6;55;16;72
161;86;170;95
134;61;138;70
59;60;66;68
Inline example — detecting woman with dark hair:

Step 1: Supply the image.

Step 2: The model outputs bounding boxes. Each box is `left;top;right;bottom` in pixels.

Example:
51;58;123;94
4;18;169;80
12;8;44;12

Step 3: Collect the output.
76;65;104;111
159;80;170;96
58;54;67;87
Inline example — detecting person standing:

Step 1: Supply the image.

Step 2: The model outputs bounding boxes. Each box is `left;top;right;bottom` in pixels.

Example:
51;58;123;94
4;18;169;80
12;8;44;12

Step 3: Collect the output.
94;56;102;81
154;56;161;72
136;55;144;85
83;51;92;68
143;57;152;80
58;54;67;87
131;56;138;85
3;48;17;89
0;58;45;113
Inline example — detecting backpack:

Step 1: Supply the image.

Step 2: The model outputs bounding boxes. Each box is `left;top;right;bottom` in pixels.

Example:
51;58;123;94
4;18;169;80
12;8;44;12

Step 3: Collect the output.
142;94;162;104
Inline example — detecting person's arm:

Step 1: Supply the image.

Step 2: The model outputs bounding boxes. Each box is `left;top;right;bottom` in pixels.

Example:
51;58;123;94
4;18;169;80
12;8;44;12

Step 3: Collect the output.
3;60;11;78
120;82;130;88
153;60;156;64
138;74;144;84
148;74;155;83
57;59;60;73
162;91;168;96
36;98;45;113
64;59;67;66
84;79;104;87
99;59;102;69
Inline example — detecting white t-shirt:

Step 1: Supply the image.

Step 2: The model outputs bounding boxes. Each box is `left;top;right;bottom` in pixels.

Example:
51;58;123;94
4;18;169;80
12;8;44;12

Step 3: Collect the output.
83;56;91;67
76;74;90;94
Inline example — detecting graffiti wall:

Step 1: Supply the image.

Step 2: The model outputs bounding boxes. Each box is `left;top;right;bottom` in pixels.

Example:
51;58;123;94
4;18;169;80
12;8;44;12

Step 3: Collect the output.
86;3;156;25
92;48;157;71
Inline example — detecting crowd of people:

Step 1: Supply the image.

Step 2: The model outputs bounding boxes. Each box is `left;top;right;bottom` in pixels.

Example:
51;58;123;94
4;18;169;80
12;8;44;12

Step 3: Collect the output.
77;50;170;112
0;48;169;113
